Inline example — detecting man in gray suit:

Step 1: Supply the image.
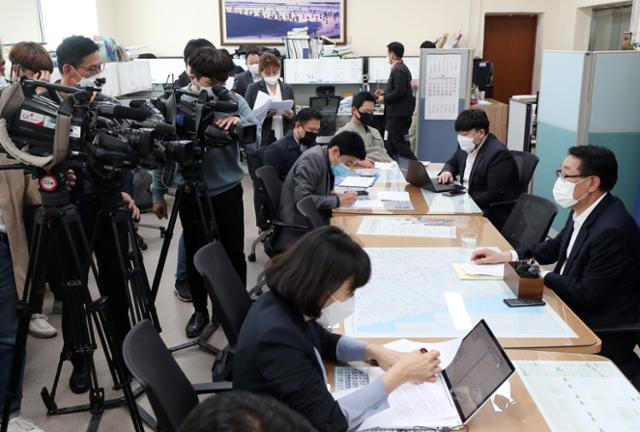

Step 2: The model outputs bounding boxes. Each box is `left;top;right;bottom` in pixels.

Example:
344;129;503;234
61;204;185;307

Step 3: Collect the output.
276;131;366;248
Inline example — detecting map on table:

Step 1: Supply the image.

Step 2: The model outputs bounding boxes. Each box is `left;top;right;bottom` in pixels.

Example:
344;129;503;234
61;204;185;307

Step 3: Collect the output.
421;189;482;214
343;248;577;339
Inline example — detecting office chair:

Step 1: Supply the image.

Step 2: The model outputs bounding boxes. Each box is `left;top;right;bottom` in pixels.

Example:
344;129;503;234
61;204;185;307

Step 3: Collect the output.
488;150;540;229
193;241;253;382
309;95;342;111
122;320;231;432
132;168;166;250
315;85;336;97
500;193;557;250
590;324;640;389
245;146;271;262
255;166;309;256
296;196;325;229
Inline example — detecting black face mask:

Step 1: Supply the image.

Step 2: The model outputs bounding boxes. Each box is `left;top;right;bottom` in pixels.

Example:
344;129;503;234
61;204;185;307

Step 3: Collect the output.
301;131;317;147
358;112;374;127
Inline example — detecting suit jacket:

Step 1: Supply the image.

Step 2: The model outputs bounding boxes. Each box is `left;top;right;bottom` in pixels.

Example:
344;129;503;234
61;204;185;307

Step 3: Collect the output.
263;131;303;180
442;133;520;211
245;79;295;148
517;194;640;331
233;291;348;432
232;70;255;97
384;61;415;118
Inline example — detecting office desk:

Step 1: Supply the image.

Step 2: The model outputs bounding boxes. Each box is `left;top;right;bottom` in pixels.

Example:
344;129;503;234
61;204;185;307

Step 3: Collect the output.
331;215;601;354
327;351;632;431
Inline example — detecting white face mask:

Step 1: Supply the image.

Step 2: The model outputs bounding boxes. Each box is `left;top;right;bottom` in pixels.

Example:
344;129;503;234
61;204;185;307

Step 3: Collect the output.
553;176;589;208
248;64;259;76
457;134;476;153
316;295;355;328
263;75;279;86
193;82;215;98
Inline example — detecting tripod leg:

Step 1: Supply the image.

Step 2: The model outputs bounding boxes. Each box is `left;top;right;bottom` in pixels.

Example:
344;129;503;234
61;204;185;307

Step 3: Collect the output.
150;184;185;304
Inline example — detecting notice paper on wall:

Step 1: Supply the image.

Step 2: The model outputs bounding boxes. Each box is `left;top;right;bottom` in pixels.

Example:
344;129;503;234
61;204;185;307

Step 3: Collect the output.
424;54;461;120
357;217;456;238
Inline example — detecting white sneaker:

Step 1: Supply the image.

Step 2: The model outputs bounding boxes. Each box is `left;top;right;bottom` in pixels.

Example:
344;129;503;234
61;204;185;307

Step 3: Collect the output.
29;314;57;338
8;416;45;432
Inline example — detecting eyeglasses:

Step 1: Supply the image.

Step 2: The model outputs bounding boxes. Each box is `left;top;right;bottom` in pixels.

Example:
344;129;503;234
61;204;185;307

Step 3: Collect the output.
77;63;105;75
555;170;589;180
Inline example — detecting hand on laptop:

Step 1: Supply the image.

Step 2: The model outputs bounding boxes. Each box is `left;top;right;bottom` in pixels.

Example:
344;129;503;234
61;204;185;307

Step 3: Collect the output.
437;171;454;184
471;248;511;264
339;192;358;207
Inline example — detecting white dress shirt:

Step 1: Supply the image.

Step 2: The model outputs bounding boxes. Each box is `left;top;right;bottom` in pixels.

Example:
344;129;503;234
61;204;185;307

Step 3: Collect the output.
267;81;284;140
462;136;487;187
0;209;6;233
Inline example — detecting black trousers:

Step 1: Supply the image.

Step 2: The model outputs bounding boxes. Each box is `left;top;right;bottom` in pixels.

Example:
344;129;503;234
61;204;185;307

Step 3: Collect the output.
385;116;416;160
178;183;246;315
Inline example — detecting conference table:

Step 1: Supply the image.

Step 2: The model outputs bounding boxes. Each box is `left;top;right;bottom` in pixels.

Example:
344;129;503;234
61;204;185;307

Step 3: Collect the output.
326;350;638;431
333;163;483;216
331;214;601;354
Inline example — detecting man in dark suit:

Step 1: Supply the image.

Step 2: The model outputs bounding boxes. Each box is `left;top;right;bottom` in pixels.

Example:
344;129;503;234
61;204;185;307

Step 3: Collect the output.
263;108;322;180
473;145;640;387
375;41;416;160
232;49;261;97
437;109;519;225
174;38;215;88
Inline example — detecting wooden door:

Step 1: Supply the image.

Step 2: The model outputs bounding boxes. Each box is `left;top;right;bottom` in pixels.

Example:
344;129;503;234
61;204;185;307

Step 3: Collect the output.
483;15;537;103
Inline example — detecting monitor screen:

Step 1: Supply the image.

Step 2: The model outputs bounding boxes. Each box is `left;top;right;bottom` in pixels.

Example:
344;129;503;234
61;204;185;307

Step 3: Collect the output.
442;320;514;423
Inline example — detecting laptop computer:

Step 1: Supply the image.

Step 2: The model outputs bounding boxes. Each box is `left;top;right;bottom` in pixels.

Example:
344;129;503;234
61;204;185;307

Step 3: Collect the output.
335;319;515;429
397;156;465;193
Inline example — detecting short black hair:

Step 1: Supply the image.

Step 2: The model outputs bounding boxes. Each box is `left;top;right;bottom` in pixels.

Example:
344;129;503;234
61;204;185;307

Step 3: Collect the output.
328;131;366;160
454;109;490;134
183;38;215;63
387;41;405;58
568;145;618;191
266;226;370;318
178;391;317;432
55;35;99;73
188;47;234;84
352;91;376;111
246;49;261;58
294;108;322;126
420;40;436;49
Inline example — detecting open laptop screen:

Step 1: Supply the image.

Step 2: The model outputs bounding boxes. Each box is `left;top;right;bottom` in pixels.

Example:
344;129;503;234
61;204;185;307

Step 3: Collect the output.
442;319;515;423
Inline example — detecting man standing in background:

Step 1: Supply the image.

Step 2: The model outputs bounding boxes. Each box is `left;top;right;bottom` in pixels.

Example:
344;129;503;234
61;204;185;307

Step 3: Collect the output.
375;41;416;160
232;49;261;97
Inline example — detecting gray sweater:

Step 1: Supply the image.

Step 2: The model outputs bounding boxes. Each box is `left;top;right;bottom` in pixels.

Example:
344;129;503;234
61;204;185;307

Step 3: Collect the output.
151;86;260;201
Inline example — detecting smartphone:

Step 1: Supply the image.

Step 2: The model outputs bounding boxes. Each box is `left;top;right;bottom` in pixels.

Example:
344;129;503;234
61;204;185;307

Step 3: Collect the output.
503;298;546;308
443;190;466;197
356;190;369;196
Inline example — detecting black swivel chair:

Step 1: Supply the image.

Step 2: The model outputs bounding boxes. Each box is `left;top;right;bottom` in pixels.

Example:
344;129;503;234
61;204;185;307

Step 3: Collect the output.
122;320;231;432
193;241;253;382
296;196;325;229
245;146;270;261
310;96;342;137
489;150;540;229
500;193;557;250
255;166;309;256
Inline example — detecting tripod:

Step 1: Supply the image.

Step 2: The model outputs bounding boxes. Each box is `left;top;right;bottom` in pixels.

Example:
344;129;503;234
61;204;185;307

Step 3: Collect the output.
2;169;157;432
150;163;223;359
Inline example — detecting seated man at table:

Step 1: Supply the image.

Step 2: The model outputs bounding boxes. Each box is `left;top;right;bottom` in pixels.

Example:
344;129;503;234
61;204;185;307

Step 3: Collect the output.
276;131;366;249
336;91;393;167
437;109;519;226
263;108;322;180
472;145;640;387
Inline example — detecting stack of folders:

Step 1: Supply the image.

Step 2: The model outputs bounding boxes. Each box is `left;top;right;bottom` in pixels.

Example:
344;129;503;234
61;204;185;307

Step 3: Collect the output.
283;27;322;59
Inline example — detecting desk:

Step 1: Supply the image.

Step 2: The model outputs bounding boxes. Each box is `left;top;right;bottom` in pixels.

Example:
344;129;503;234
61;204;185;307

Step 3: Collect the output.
327;351;633;431
331;215;601;354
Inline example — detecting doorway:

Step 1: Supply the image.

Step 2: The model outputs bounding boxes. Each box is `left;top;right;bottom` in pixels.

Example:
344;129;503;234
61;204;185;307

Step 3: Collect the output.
483;15;538;103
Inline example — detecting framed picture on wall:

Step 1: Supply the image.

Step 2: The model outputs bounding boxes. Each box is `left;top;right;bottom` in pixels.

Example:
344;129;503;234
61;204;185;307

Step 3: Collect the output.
219;0;346;45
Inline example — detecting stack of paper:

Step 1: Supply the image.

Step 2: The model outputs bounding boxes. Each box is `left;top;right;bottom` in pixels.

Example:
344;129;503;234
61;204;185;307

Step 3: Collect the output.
252;91;294;124
337;176;377;188
452;263;505;280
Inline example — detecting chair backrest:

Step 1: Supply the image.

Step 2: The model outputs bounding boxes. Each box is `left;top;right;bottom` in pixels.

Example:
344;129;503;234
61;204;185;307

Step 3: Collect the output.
245;146;266;182
132;168;154;212
193;242;252;349
123;320;198;432
255;165;283;221
309;96;342;110
315;85;336;97
501;193;557;250
510;150;539;193
296;196;325;229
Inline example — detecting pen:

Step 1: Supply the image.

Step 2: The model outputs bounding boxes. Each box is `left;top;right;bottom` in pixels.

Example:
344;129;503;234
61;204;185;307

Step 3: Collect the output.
420;348;428;353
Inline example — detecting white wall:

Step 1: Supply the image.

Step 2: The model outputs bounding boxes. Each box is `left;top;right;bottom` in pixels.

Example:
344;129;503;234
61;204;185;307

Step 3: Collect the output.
0;0;42;44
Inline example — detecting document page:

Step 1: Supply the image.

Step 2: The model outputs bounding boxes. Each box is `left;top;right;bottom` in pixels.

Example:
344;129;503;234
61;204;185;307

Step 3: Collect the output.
357;217;456;238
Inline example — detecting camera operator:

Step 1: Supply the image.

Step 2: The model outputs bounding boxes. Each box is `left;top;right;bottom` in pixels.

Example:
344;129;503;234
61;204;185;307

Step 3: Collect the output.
152;47;259;338
40;35;158;393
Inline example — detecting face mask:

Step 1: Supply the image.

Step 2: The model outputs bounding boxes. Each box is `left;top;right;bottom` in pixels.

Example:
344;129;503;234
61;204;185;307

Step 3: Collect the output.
553;176;589;208
331;162;350;177
316;295;355;328
248;64;259;76
301;131;317;148
358;111;374;127
457;134;476;153
263;75;279;86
